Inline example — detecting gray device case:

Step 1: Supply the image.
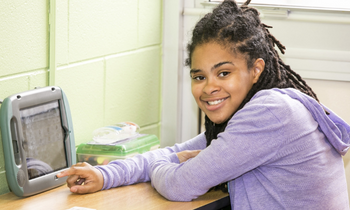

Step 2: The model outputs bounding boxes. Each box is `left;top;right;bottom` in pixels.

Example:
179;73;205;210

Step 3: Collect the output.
0;86;76;197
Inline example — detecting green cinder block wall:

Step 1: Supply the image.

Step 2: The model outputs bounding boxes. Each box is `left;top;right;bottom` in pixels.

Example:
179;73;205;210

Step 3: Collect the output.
0;0;163;195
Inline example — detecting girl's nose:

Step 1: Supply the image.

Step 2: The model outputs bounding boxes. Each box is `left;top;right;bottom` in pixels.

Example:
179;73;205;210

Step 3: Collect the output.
203;78;220;95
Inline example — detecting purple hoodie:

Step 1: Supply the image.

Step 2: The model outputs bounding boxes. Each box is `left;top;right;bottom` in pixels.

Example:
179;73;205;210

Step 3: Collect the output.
96;88;350;209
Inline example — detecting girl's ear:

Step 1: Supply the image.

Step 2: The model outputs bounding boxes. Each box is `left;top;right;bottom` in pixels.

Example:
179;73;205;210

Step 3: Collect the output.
252;58;265;84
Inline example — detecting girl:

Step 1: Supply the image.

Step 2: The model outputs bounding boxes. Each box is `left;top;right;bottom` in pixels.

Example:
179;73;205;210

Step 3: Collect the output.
57;0;350;209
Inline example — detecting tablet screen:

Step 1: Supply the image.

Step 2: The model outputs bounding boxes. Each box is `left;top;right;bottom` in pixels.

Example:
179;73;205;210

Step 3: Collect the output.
20;101;67;180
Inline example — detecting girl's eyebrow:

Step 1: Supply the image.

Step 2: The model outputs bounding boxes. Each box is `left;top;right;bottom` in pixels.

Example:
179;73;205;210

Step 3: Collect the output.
190;61;234;76
212;61;233;70
190;69;201;75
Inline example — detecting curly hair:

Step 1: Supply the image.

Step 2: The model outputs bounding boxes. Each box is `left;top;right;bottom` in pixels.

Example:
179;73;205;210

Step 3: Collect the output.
185;0;321;192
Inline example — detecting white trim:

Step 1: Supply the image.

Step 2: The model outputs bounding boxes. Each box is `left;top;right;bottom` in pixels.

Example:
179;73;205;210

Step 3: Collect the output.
282;48;350;63
183;8;212;16
177;1;186;144
297;70;350;82
161;0;183;147
184;7;350;24
203;1;350;12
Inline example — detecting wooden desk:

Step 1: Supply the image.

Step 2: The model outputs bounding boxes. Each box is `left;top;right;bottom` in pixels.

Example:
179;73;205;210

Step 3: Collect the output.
0;182;229;210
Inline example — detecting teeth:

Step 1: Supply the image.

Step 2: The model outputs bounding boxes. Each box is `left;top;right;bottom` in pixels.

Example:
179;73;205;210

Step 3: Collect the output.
207;99;225;105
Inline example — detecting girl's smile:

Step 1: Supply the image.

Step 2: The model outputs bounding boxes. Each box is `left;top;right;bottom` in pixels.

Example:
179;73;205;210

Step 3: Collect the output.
190;42;264;124
206;98;227;106
202;97;228;111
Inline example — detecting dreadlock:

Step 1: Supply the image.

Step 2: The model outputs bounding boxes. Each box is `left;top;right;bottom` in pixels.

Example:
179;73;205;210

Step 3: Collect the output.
185;0;321;192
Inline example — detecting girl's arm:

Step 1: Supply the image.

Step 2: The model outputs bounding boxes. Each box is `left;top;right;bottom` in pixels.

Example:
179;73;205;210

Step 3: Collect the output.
95;132;207;190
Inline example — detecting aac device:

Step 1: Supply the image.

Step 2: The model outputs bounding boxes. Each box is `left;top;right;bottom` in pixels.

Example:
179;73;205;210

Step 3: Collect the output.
0;86;76;197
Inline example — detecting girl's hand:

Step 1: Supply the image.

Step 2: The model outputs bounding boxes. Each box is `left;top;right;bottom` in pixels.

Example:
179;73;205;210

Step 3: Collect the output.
56;162;104;194
176;150;201;163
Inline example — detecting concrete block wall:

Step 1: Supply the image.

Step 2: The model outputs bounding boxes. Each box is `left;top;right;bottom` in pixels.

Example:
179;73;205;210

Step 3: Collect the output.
0;0;162;195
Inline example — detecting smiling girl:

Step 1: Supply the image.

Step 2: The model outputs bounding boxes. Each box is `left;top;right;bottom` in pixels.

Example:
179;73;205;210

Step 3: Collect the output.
57;0;350;209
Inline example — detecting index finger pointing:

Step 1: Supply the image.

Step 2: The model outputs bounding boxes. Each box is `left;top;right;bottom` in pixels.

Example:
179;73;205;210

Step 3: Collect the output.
56;166;81;178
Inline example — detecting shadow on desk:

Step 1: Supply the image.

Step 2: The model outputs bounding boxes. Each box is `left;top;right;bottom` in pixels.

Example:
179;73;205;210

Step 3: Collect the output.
0;182;230;210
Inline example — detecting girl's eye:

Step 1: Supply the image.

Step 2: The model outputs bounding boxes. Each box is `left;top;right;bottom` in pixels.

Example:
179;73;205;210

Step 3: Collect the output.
193;76;205;81
218;72;230;77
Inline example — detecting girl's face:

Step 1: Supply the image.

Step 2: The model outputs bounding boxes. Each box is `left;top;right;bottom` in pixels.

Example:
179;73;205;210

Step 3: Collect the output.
190;42;264;124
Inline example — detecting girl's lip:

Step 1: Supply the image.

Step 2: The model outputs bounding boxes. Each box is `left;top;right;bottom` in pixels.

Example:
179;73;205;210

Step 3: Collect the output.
202;97;228;111
202;97;228;103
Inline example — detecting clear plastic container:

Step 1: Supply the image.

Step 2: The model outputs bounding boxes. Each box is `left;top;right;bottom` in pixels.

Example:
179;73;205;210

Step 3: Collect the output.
76;134;160;165
92;122;140;144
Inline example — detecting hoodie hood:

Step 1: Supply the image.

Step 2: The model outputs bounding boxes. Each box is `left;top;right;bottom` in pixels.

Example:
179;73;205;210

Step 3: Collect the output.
273;88;350;156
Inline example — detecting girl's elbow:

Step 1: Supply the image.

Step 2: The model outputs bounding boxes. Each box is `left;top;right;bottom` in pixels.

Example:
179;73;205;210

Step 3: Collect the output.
162;192;196;202
155;186;198;202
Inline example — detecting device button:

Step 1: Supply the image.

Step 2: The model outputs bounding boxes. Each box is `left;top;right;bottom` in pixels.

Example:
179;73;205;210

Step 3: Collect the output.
17;170;26;187
10;118;22;166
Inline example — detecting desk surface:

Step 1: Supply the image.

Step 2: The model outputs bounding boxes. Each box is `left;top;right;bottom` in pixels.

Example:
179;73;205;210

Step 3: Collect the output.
0;182;229;210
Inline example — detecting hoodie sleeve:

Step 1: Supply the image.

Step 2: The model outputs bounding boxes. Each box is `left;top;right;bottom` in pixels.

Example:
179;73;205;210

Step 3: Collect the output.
95;132;207;190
